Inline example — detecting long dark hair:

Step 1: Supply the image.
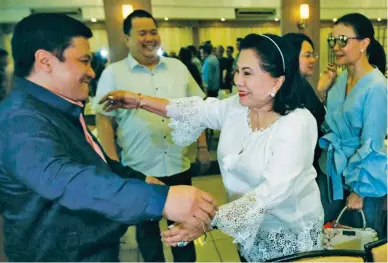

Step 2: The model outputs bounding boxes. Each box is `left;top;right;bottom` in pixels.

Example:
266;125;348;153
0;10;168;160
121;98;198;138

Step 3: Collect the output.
179;47;192;65
282;33;315;53
282;33;326;166
282;33;325;122
179;47;202;88
240;34;305;115
335;13;386;74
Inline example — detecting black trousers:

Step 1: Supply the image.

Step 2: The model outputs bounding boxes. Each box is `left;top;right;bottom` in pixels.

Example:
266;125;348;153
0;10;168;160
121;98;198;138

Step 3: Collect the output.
136;169;196;262
207;90;218;98
238;249;247;262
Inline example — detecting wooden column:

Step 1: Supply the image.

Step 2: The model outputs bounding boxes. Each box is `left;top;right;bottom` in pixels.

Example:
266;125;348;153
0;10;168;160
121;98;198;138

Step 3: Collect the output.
192;23;200;47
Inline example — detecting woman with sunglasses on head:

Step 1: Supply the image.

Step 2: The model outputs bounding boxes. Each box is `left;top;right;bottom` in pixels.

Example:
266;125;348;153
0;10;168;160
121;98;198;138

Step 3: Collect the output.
316;13;387;238
99;34;324;262
283;33;326;171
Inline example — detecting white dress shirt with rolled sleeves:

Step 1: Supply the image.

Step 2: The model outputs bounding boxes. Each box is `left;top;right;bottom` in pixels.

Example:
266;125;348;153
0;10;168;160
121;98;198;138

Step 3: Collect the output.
93;54;205;177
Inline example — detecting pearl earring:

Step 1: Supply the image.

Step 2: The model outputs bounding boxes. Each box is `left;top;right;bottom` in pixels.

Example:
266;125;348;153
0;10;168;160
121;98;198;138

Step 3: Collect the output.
270;92;276;98
360;49;364;53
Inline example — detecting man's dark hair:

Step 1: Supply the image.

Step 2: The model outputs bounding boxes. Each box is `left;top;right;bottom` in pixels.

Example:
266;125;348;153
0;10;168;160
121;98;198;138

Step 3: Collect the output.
187;45;198;55
0;49;8;57
202;44;213;55
11;13;93;78
237;37;243;42
227;46;234;53
123;9;157;36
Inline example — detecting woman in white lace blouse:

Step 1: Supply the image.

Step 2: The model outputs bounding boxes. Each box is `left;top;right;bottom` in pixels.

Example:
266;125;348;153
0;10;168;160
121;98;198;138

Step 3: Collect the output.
99;34;324;262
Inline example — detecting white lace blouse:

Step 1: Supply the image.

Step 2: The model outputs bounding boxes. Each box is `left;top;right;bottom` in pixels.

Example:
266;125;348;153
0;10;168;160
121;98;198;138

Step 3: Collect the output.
166;95;324;262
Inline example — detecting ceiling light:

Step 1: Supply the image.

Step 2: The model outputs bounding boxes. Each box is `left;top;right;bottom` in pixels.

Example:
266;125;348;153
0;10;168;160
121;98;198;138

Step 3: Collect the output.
274;17;279;21
221;18;226;21
91;18;97;23
122;5;134;19
377;18;382;21
99;49;109;58
164;17;169;21
332;18;337;22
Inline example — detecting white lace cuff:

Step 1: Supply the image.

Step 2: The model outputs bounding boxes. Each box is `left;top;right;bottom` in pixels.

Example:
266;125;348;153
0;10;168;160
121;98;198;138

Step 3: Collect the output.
211;190;323;261
166;97;207;146
211;189;268;250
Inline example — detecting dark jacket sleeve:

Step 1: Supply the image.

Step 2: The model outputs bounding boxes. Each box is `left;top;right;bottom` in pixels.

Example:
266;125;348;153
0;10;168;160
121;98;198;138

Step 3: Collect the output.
106;158;147;181
2;110;169;225
87;127;147;181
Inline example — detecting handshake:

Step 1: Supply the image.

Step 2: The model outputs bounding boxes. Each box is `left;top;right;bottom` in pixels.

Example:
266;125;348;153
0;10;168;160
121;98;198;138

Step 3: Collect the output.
161;185;217;247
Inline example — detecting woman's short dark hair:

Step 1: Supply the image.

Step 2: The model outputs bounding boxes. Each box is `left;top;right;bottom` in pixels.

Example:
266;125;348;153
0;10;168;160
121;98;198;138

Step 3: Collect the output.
202;44;213;55
12;13;93;78
240;33;305;115
336;13;386;74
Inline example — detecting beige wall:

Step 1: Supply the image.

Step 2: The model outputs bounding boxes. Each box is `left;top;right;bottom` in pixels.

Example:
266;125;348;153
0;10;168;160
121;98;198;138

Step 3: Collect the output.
199;25;281;54
158;26;194;54
1;22;386;75
89;28;109;53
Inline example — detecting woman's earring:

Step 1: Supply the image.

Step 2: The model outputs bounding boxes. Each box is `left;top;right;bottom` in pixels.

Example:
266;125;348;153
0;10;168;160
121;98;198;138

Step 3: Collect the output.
270;92;276;98
360;49;364;53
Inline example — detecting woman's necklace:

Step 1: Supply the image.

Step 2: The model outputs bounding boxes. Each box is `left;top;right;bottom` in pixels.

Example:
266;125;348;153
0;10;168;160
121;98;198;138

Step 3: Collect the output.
247;108;279;133
238;109;281;155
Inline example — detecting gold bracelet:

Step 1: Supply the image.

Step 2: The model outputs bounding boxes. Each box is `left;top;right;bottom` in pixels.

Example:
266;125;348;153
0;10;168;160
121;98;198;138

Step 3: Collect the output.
137;93;147;108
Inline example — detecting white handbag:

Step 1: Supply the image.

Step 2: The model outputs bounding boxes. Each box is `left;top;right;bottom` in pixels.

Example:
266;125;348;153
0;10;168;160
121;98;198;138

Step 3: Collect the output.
323;206;378;250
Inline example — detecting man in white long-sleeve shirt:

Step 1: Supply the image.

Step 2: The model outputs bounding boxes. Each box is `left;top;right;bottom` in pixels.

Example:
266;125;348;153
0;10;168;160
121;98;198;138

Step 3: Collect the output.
93;9;209;262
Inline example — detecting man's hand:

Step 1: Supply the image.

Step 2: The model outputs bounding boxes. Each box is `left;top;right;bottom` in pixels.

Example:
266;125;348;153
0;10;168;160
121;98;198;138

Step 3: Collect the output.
346;192;364;210
145;176;164;185
99;90;140;111
162;185;217;226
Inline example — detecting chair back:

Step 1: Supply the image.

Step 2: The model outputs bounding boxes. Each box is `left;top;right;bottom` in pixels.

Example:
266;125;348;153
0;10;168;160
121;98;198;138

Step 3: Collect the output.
365;238;387;262
268;249;366;262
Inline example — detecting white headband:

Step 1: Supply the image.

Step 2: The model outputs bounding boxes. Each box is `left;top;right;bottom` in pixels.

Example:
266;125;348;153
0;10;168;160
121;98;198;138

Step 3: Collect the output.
260;34;285;72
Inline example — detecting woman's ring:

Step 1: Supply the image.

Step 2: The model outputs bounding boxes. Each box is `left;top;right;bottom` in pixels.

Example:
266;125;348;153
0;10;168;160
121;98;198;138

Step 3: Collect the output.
177;241;189;247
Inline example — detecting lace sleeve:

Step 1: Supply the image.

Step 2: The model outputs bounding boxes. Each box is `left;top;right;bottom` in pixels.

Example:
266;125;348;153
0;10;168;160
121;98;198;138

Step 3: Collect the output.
211;187;269;250
165;97;207;146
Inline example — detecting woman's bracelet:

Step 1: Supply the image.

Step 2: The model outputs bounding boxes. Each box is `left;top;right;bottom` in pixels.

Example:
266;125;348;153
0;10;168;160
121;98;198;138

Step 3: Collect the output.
137;93;147;108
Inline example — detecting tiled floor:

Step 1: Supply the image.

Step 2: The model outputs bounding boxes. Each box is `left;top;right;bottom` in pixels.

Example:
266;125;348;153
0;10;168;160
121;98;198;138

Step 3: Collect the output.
119;174;240;262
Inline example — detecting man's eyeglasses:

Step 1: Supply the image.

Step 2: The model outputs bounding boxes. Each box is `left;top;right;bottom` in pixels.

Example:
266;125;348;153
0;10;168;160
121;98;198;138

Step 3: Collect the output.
328;35;363;48
300;52;319;59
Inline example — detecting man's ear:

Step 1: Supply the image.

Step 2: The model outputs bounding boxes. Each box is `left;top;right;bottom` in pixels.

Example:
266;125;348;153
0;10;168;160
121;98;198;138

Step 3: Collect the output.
123;34;131;49
34;49;54;73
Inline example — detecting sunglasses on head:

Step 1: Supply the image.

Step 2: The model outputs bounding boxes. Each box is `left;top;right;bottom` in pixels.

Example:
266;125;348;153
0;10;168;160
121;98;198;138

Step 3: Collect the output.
327;35;363;48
